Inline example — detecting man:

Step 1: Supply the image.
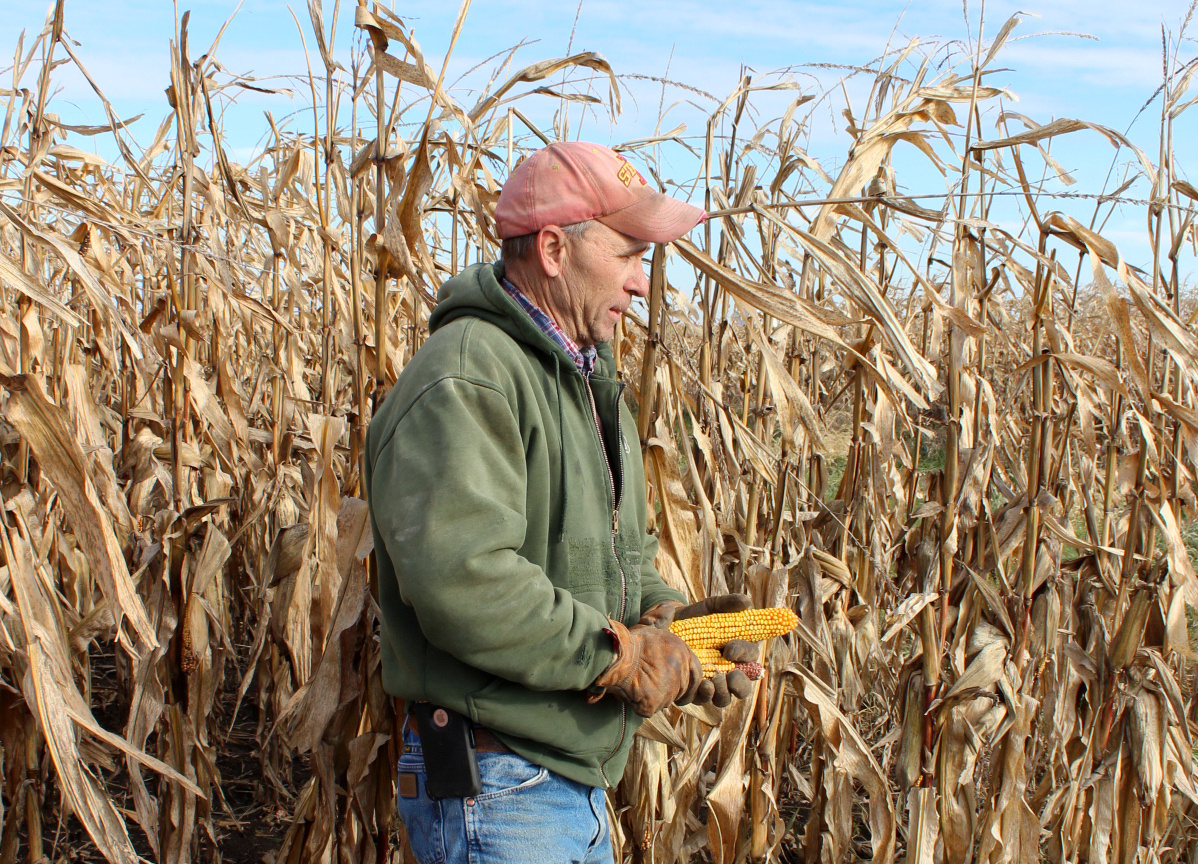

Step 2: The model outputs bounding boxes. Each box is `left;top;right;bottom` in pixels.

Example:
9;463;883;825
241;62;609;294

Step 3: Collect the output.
365;142;758;864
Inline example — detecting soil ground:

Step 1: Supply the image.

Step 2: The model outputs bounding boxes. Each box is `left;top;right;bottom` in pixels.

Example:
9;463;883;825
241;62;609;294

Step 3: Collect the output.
34;641;297;864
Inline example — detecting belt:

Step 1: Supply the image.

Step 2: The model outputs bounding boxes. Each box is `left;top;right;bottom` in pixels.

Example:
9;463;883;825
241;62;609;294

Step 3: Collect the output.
402;714;512;753
468;727;512;753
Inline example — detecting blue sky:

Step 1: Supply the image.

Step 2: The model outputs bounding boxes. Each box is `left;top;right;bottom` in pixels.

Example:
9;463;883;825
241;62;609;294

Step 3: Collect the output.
5;0;1197;270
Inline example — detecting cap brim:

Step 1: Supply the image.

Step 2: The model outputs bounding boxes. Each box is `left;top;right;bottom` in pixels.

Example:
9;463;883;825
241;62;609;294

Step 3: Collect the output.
597;194;707;244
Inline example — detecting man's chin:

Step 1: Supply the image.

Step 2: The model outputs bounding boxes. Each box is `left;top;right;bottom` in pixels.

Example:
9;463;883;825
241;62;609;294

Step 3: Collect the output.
581;323;616;345
602;313;626;343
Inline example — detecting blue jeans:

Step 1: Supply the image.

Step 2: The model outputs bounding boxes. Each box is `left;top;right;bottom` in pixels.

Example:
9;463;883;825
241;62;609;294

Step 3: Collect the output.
396;730;614;864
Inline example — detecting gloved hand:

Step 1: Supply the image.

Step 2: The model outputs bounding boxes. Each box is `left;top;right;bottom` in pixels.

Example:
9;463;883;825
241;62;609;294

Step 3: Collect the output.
589;618;704;717
638;594;759;708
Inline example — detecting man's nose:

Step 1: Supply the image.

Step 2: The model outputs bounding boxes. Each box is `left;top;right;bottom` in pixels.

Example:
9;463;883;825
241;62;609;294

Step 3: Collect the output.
628;264;650;298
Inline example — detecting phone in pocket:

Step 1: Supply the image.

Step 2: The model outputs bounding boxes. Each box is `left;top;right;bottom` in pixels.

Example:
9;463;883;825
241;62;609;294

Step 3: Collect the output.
411;702;482;800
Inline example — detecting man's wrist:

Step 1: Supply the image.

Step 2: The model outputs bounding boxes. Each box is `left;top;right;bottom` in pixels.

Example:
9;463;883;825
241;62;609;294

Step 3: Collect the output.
586;619;629;702
593;618;634;683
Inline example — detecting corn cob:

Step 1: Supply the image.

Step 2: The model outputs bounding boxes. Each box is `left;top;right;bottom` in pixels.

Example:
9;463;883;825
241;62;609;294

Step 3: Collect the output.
670;607;798;679
669;606;798;650
692;646;766;680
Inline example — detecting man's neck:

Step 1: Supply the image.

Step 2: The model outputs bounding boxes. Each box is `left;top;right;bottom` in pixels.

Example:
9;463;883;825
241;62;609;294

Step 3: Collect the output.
503;264;583;346
500;274;596;375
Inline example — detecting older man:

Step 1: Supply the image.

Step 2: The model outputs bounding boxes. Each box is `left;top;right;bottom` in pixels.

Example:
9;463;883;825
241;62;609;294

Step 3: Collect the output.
365;142;756;864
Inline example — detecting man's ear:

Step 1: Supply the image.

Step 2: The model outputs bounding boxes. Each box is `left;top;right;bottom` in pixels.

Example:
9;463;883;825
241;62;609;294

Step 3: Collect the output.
535;225;568;278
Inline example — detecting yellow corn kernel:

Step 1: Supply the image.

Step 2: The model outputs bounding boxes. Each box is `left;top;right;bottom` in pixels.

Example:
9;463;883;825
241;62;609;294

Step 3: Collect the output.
695;648;735;677
669;606;798;651
692;646;766;680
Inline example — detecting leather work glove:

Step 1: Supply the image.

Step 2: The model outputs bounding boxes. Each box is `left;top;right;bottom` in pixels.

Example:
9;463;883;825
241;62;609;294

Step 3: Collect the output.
638;594;759;708
589;618;704;717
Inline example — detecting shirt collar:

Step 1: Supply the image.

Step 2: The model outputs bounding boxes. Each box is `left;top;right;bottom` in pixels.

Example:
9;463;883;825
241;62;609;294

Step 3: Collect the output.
501;277;598;375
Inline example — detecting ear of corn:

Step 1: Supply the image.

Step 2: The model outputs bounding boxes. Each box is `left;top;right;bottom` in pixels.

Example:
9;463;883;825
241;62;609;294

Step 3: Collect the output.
692;646;767;680
670;606;798;649
671;607;798;678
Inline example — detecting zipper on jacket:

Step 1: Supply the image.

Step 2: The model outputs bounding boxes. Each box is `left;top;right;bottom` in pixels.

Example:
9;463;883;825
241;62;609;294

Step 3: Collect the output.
584;374;626;622
599;704;627;788
584;373;629;789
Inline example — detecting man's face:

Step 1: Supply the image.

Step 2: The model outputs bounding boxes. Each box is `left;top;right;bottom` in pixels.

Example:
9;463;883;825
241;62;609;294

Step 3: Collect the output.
556;222;651;346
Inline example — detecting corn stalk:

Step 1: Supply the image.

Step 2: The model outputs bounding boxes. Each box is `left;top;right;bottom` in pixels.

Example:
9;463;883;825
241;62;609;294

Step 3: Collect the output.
0;4;1196;864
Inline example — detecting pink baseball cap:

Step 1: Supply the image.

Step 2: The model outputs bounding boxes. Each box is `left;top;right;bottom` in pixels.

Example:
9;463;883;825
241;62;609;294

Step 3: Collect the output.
495;142;706;244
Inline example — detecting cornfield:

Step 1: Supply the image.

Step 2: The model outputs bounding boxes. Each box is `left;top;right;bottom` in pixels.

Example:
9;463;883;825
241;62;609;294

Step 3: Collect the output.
2;1;1197;862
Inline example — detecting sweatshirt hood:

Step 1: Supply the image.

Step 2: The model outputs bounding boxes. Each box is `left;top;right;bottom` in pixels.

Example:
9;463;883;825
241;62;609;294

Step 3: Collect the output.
430;261;561;359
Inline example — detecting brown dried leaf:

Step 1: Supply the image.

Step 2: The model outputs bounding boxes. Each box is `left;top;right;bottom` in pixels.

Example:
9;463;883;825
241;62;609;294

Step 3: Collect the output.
2;374;155;647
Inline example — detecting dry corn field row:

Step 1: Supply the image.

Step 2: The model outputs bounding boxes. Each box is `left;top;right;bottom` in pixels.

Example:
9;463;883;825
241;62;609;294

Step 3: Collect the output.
1;2;1197;863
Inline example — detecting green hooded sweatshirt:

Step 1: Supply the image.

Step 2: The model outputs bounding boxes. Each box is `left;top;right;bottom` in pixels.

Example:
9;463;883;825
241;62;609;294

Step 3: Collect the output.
365;261;685;789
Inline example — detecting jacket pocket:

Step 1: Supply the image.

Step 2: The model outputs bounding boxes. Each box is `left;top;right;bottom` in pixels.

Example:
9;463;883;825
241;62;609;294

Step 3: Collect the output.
613;538;642;621
567;537;621;611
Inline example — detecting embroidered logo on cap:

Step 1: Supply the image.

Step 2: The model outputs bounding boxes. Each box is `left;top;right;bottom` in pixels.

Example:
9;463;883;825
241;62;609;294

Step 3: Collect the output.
614;154;649;187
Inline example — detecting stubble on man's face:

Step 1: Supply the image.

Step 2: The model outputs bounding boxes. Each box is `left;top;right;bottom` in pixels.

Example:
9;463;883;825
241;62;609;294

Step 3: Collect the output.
557;223;651;346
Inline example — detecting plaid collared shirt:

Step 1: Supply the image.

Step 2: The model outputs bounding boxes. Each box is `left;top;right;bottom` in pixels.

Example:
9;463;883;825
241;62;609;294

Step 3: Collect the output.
502;278;598;375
